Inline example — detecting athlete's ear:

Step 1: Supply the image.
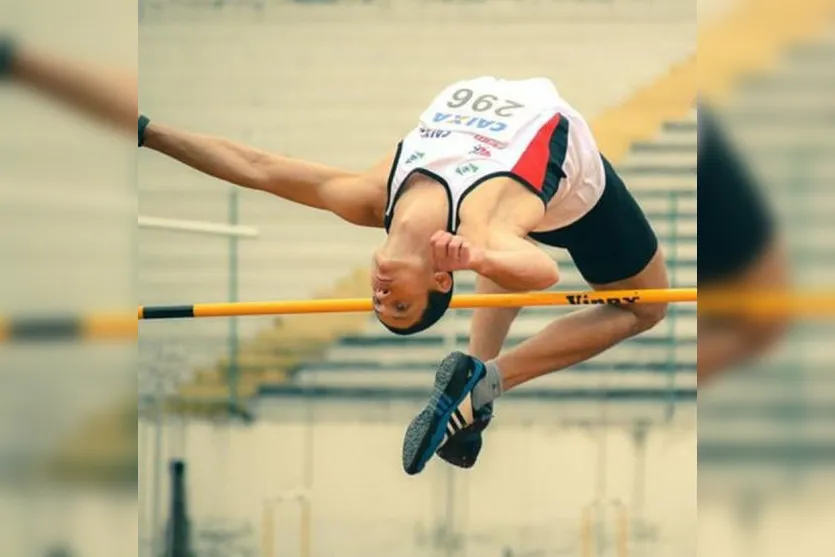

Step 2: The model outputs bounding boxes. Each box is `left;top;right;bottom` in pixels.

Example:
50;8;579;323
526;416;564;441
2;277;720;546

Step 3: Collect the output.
432;271;453;293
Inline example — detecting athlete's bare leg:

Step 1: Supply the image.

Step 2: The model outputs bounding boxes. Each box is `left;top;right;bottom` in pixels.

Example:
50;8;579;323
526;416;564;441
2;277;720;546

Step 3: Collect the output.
467;276;523;360
447;249;668;424
491;249;669;391
697;241;791;384
409;249;669;474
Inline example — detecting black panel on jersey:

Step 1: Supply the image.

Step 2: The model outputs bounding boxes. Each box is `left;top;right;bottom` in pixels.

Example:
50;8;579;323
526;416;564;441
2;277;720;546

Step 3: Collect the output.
543;116;570;201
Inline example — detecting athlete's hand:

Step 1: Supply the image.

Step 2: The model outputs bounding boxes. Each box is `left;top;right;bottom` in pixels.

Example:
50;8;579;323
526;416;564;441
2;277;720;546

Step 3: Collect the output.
431;231;485;272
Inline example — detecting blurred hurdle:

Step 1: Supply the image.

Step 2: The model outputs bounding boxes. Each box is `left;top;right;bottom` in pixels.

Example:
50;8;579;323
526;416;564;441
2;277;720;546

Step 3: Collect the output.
261;488;312;557
0;313;138;342
580;499;629;557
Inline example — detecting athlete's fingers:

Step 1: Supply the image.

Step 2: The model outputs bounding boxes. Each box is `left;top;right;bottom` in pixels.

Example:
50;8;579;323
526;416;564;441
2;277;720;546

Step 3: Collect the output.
448;235;465;260
433;233;452;264
433;243;445;266
430;230;448;244
431;230;453;250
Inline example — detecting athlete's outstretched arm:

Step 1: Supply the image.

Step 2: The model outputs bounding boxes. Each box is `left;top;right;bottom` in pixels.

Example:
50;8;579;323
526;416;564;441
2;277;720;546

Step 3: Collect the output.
141;120;388;227
1;39;137;136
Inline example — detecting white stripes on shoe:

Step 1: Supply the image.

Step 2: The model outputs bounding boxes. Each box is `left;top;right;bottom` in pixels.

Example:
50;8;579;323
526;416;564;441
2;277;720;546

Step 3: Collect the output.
442;409;471;446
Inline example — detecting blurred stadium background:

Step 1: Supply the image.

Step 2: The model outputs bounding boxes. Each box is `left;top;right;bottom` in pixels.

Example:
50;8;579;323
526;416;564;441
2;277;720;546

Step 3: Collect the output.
0;1;135;556
697;1;835;556
137;2;697;557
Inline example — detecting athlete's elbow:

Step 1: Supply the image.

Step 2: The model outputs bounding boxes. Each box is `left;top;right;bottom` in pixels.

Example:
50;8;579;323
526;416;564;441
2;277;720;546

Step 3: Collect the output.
532;265;560;291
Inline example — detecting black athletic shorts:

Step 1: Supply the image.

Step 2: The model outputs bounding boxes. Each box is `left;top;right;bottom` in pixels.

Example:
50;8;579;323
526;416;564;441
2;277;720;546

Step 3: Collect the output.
697;104;774;285
528;154;659;284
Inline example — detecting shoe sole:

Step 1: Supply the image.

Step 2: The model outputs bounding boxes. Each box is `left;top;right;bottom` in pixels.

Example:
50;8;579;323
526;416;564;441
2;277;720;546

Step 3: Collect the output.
402;352;483;475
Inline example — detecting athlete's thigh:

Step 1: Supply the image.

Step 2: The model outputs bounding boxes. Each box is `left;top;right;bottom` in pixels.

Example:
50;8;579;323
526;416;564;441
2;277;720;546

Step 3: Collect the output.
588;248;669;292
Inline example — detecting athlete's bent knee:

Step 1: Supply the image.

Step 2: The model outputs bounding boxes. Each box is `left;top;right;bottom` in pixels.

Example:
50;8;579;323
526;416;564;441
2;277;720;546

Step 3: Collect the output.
630;302;668;333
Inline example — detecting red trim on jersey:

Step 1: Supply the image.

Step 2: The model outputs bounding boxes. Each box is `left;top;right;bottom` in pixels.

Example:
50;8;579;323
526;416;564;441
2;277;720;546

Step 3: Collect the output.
511;114;562;192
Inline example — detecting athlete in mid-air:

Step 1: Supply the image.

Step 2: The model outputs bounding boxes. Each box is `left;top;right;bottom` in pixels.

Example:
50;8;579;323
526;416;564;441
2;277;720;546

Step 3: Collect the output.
137;76;669;474
0;39;671;475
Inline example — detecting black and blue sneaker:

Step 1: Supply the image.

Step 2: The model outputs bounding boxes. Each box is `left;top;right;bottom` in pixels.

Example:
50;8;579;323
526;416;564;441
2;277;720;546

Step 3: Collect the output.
402;351;486;475
436;402;494;469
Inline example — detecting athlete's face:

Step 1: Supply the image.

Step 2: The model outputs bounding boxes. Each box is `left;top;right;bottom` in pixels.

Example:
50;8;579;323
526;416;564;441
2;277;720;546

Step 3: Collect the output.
371;251;450;329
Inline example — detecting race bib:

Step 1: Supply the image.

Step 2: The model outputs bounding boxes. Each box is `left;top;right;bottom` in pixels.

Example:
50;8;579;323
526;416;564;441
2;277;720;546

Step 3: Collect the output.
419;78;544;143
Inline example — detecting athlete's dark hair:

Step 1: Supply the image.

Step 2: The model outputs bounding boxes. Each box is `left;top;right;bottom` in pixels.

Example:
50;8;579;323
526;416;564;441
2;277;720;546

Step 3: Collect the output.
380;274;454;336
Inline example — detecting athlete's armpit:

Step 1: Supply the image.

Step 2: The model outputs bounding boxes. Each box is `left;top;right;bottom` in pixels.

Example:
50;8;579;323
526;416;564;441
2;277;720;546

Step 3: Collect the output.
316;153;394;228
